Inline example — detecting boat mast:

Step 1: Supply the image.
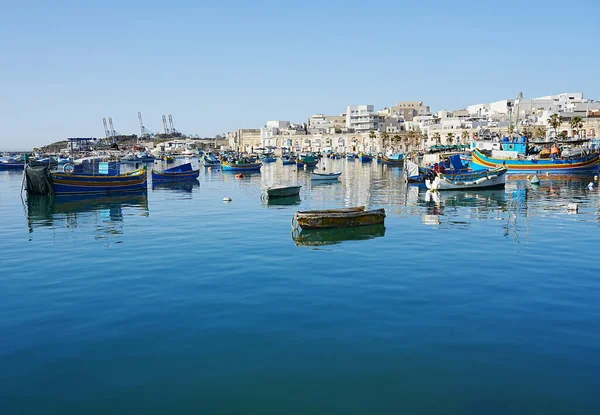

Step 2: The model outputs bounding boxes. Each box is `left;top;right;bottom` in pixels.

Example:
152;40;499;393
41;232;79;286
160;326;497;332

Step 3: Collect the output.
513;91;523;137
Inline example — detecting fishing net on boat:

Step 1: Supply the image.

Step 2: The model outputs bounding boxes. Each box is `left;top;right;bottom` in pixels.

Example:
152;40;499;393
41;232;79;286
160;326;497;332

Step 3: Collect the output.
25;165;54;195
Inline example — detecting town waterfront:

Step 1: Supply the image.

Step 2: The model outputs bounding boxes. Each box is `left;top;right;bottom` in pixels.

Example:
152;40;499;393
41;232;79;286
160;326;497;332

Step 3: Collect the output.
1;159;600;414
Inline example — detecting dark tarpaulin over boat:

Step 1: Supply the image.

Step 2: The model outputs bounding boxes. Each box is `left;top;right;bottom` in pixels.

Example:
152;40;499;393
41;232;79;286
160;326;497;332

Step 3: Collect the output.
25;165;54;195
162;163;194;173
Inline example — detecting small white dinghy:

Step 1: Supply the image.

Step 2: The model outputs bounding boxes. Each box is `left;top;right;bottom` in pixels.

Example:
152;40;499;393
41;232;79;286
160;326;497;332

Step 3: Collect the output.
311;171;342;181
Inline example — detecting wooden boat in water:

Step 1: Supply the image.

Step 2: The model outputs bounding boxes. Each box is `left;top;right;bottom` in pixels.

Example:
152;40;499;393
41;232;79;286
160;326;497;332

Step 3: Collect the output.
221;160;262;171
311;171;341;181
25;164;148;195
379;154;404;166
358;153;373;163
296;154;319;167
264;185;301;198
292;206;386;230
425;166;507;190
152;162;199;181
471;148;600;174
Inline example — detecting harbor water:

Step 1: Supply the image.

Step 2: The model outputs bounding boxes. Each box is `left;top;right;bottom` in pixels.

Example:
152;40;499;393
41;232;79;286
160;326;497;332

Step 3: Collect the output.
1;159;600;414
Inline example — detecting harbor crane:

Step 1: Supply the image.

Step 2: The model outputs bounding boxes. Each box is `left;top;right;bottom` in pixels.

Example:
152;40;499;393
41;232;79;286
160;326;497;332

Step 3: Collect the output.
162;115;169;134
103;118;110;139
168;114;177;134
138;112;152;138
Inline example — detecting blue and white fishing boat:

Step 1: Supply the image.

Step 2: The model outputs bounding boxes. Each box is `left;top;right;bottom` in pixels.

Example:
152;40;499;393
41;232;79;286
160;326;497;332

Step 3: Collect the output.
152;162;199;181
358;153;373;163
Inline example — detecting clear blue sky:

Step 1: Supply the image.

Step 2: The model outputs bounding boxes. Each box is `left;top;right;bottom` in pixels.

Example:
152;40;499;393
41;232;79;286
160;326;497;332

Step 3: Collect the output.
1;0;599;149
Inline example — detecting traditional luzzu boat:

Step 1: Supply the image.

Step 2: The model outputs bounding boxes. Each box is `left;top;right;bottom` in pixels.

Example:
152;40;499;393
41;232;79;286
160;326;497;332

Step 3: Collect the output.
296;154;319;167
221;159;262;171
152;162;199;181
358;153;372;163
282;156;296;165
25;161;147;195
425;166;507;190
379;153;404;166
291;206;386;230
203;154;221;167
471;148;600;174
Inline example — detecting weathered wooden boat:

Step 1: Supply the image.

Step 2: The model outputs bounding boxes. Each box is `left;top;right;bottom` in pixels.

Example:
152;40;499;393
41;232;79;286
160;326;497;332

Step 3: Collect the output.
471;148;599;174
221;160;262;171
425;166;507;190
311;171;342;181
358;153;373;163
263;185;301;198
379;153;404;166
292;224;386;247
152;162;199;181
296;154;319;167
25;164;148;195
292;206;386;230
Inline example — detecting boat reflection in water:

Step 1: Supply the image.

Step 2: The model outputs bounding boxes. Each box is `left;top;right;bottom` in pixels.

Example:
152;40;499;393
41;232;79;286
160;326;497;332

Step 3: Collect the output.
422;189;508;225
152;179;199;194
26;191;149;237
292;224;385;247
265;195;301;207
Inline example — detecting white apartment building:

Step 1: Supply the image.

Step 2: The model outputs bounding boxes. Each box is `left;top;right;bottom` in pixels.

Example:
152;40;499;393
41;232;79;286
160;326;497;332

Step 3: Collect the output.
346;105;379;131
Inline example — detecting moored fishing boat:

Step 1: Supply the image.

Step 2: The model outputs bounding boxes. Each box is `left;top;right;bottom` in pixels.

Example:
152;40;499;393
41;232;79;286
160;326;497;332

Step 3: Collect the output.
471;148;599;174
221;160;262;171
311;171;342;181
296;154;319;167
0;157;26;169
358;153;373;163
379;153;404;166
151;162;199;181
282;156;296;165
346;153;357;160
292;206;386;230
203;154;221;167
25;164;147;195
425;166;507;190
263;185;301;198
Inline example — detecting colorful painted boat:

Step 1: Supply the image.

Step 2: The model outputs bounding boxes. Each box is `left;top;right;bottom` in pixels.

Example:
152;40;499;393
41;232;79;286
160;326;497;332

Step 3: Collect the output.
296;155;318;167
282;157;296;165
292;206;386;230
471;149;600;174
261;156;277;163
358;153;373;163
0;160;26;170
221;160;262;171
152;162;199;181
379;154;404;166
203;155;221;167
425;166;507;190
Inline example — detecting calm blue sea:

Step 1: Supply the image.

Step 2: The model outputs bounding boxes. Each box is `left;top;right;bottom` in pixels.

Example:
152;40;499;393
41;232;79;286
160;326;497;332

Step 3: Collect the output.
1;159;600;414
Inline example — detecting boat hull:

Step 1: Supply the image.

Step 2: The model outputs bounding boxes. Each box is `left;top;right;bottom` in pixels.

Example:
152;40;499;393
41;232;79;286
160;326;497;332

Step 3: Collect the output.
471;149;600;174
266;185;301;198
51;169;148;195
379;155;404;166
293;207;386;230
427;167;507;190
359;155;372;163
311;172;341;181
0;163;25;170
296;159;318;167
151;169;199;181
221;162;262;171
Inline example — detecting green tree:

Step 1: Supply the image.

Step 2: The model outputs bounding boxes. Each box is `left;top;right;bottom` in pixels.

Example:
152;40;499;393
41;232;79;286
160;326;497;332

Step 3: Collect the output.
534;125;547;139
548;113;562;138
432;132;441;145
446;132;455;145
569;116;584;137
461;130;469;144
381;131;390;149
369;131;376;140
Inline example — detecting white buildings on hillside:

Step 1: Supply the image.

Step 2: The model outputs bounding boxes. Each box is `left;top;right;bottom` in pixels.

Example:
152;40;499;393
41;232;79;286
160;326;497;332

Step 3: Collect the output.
346;105;379;131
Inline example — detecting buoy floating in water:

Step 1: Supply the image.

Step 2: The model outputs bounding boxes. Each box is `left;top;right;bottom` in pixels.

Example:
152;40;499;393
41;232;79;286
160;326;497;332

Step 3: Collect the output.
530;175;540;185
595;175;598;182
235;174;243;178
567;203;578;212
223;197;232;202
588;182;594;190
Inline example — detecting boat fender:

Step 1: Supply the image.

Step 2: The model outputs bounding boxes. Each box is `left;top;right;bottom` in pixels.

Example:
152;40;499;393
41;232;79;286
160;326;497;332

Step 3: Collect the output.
475;177;487;185
223;197;232;202
487;175;497;180
236;174;243;178
63;163;74;173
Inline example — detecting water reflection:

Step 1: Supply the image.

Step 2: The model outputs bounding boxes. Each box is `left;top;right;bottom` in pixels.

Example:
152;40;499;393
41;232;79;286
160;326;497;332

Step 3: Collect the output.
26;192;149;239
152;179;199;194
265;195;301;207
292;224;386;248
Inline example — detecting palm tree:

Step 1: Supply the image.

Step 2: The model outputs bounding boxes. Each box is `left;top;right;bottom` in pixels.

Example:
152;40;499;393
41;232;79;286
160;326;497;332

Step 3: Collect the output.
446;132;455;145
368;131;376;140
381;131;389;150
407;131;417;151
569;116;584;138
432;132;441;145
548;113;562;139
460;130;468;144
392;134;401;151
